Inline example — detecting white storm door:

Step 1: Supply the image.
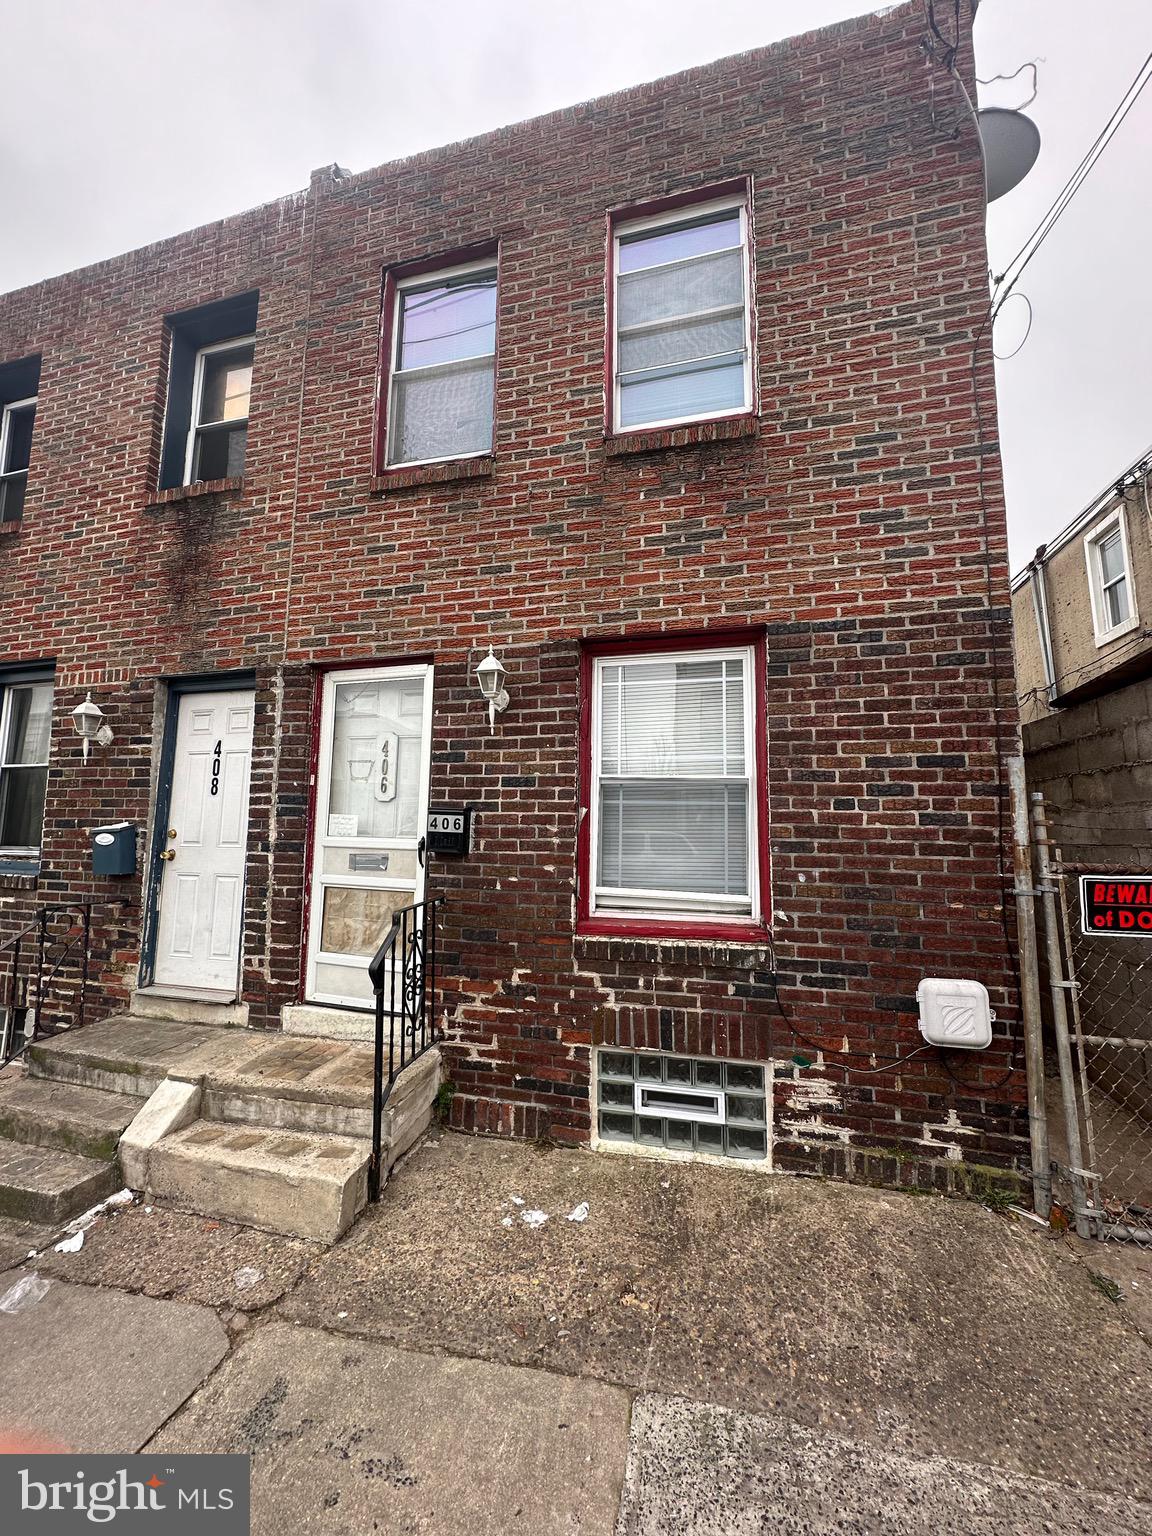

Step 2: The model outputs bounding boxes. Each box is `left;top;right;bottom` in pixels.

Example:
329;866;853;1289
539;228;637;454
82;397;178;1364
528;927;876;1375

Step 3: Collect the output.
153;690;254;993
306;664;433;1010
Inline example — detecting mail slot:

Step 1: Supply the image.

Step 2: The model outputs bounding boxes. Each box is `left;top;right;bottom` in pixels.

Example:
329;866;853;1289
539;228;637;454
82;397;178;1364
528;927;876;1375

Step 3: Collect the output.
92;822;137;877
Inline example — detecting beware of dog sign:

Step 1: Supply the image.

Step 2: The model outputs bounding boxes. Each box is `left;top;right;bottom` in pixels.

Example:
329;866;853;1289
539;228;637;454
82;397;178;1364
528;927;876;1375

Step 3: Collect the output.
1079;876;1152;936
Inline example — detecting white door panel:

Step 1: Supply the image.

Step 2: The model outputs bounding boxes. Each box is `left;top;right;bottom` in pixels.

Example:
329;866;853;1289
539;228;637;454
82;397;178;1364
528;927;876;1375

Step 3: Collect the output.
153;689;254;994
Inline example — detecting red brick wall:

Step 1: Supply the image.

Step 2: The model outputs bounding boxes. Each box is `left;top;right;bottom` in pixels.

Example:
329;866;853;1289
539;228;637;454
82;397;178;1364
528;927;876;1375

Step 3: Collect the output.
0;4;1028;1178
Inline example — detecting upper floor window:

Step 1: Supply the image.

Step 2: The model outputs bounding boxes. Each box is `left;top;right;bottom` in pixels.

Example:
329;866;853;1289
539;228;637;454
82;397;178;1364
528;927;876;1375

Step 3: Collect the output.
1085;510;1138;646
611;193;752;434
0;671;53;862
384;259;497;468
186;339;254;483
159;291;258;491
0;397;36;524
581;639;765;935
0;354;41;523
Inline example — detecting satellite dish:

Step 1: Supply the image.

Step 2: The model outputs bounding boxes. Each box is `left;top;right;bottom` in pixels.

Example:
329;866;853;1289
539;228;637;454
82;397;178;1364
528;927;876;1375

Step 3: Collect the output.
978;108;1041;202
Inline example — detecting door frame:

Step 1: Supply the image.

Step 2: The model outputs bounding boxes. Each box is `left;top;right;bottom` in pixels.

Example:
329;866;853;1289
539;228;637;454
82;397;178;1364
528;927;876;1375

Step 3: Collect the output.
139;670;257;992
303;660;435;1011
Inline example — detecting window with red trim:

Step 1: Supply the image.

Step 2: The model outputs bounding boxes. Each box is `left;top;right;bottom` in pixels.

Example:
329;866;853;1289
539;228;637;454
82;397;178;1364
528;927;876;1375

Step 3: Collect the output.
610;191;754;435
382;258;498;469
579;637;768;936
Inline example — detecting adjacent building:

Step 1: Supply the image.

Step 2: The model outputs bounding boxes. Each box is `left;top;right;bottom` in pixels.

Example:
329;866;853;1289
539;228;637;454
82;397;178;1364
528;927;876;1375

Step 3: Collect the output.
0;3;1027;1188
1012;451;1152;865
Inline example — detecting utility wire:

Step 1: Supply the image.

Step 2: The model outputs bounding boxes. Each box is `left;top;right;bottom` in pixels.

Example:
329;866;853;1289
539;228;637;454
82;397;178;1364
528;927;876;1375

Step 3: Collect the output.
992;47;1152;319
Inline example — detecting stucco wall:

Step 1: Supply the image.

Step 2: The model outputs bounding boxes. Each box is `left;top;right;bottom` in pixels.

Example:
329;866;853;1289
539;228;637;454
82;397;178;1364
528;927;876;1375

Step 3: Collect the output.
1013;484;1152;725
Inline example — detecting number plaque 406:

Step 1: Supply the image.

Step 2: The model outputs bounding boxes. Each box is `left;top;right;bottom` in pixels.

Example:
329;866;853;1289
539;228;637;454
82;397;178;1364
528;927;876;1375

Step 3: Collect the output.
426;807;472;856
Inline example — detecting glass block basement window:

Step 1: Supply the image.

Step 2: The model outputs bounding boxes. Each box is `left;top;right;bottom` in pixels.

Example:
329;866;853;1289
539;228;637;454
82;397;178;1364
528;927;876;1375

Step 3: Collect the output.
597;1050;768;1161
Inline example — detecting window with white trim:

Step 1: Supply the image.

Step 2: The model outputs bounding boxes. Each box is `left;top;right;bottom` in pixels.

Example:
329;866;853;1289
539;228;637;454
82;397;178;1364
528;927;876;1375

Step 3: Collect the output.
611;195;752;433
185;339;254;483
158;291;258;491
0;396;36;524
0;672;53;860
589;645;759;921
385;260;497;467
1085;511;1138;646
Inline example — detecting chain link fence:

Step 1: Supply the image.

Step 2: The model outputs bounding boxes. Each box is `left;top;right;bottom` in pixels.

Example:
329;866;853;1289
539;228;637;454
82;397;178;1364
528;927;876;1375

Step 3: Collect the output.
1042;832;1152;1242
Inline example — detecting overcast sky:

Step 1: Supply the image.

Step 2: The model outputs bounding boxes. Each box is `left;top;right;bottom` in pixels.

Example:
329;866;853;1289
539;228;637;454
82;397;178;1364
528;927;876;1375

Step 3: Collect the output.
0;0;1148;570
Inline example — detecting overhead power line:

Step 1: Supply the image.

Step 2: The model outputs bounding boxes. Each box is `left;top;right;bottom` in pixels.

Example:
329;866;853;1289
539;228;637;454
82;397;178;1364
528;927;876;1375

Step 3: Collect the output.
991;46;1152;318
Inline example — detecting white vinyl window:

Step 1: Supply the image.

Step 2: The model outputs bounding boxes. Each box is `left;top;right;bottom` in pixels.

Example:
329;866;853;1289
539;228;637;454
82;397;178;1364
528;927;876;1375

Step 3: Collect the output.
0;396;36;523
0;676;53;857
1085;511;1138;646
184;337;254;484
385;259;498;468
589;646;759;920
611;196;753;433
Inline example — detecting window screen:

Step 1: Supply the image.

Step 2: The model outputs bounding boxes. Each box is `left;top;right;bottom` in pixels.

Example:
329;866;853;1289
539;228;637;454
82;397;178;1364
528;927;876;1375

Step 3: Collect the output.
593;649;755;915
1096;529;1130;630
189;341;254;482
0;399;35;523
386;265;497;466
0;678;53;853
614;203;750;431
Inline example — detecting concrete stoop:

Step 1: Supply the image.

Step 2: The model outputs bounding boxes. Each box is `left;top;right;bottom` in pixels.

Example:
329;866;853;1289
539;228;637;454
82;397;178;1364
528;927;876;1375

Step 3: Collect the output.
0;1073;144;1224
16;1011;442;1243
0;1137;120;1224
147;1122;371;1244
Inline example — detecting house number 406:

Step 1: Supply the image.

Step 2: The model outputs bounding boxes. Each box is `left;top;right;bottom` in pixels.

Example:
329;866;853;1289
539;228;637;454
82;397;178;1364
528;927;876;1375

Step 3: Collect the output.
210;740;222;797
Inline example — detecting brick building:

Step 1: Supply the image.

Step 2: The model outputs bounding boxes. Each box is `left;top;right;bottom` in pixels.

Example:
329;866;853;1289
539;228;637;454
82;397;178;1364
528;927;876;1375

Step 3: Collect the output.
0;3;1027;1188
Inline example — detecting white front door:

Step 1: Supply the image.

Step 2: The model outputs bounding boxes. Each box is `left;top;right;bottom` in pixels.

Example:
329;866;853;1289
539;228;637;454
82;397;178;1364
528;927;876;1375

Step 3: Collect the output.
306;664;433;1009
153;689;254;994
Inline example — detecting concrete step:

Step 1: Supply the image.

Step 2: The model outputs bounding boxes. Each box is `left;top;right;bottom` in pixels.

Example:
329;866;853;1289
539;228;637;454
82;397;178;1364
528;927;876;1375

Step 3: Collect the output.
146;1121;371;1243
0;1076;144;1160
203;1046;440;1142
27;1014;258;1097
0;1137;119;1224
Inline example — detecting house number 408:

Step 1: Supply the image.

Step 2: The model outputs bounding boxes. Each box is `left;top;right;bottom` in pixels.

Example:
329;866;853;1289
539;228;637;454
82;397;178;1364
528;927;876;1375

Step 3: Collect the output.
210;740;222;797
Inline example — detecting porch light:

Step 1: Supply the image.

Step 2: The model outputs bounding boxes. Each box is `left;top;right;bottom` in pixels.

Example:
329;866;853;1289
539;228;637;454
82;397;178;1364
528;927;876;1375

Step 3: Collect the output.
70;691;114;758
475;648;509;733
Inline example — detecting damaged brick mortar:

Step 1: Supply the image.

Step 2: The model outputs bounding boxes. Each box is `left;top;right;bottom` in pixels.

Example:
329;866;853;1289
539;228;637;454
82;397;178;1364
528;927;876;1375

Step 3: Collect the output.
445;933;1024;1179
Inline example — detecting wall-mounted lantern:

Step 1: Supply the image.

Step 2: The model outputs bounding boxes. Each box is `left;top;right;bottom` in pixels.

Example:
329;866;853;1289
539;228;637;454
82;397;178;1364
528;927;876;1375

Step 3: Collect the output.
70;691;114;759
475;648;509;733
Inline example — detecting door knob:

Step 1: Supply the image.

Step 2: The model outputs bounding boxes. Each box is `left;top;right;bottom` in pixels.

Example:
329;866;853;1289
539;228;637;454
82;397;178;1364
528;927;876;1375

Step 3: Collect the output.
159;849;176;861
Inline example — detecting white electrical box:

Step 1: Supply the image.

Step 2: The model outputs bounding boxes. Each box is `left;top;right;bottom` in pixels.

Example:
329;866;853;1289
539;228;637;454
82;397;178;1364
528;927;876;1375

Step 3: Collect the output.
915;977;993;1050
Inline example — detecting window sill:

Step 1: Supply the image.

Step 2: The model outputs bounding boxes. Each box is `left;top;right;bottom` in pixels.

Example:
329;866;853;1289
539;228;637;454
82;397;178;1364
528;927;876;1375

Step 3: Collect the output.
146;477;244;508
1092;615;1141;649
575;929;771;969
0;520;22;538
371;456;494;492
604;414;759;458
0;859;39;889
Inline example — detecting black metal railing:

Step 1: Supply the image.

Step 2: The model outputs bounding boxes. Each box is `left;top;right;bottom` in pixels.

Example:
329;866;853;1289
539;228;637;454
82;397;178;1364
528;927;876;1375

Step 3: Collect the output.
367;899;439;1200
0;903;93;1068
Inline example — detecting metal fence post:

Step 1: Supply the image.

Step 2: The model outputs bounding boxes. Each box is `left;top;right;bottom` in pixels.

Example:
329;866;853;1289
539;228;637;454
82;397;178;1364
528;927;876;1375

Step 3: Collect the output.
1009;757;1051;1220
1031;792;1092;1238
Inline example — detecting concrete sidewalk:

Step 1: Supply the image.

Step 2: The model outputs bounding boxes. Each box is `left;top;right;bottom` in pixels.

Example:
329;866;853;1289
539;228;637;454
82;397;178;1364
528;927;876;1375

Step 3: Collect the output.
280;1133;1152;1491
0;1273;228;1451
9;1130;1152;1532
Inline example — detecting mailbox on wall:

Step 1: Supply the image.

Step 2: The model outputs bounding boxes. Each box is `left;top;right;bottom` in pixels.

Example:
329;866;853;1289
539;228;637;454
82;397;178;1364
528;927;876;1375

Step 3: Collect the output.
92;822;137;877
426;807;473;857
